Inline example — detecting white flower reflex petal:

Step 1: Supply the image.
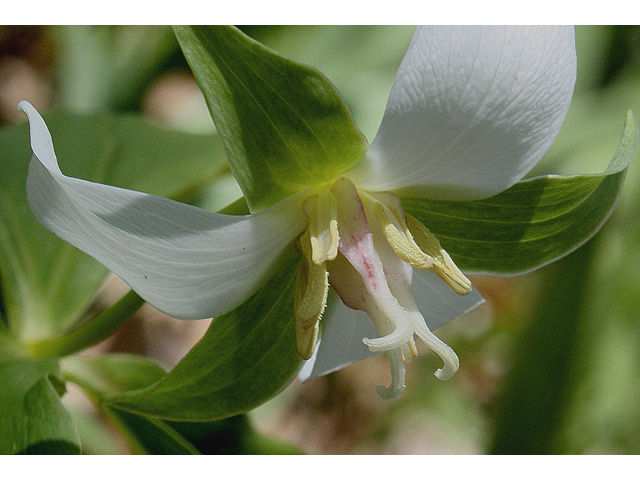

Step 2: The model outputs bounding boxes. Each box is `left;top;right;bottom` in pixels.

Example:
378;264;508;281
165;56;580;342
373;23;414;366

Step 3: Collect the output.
351;26;576;200
20;101;306;320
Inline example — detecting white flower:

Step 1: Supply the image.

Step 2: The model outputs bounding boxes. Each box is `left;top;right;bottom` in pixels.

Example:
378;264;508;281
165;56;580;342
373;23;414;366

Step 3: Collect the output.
20;26;576;399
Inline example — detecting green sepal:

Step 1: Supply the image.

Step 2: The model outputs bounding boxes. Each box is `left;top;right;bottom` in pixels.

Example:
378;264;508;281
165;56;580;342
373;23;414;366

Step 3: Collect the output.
403;111;638;275
0;357;80;454
103;244;302;421
173;25;368;212
0;111;226;340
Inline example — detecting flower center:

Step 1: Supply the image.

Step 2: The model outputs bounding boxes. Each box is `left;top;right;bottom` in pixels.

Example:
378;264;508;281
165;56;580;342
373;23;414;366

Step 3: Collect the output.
295;177;471;399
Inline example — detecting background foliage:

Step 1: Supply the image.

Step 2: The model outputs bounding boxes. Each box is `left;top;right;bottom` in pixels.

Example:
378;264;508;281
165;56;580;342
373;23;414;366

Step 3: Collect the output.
1;25;640;454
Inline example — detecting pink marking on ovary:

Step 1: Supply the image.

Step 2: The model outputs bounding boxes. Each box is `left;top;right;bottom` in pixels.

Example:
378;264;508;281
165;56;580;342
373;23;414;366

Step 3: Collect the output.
344;233;377;292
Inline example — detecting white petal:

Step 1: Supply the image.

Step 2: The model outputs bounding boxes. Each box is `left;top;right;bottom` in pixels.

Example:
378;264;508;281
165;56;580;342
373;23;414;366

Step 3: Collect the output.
298;292;378;382
19;101;307;320
350;26;576;200
412;269;485;331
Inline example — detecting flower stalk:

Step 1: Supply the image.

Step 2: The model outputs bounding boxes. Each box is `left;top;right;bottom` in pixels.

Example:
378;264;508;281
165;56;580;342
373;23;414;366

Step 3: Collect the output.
27;290;144;358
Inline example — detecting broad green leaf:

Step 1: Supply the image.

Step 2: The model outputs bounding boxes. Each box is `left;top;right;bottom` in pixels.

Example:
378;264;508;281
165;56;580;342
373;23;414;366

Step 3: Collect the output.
0;357;80;454
242;26;414;140
0;327;24;361
403;111;638;275
61;353;199;454
0;111;226;340
173;25;368;212
104;246;302;421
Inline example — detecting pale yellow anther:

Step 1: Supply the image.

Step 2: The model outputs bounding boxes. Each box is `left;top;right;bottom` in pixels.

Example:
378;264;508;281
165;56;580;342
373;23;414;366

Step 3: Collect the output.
373;202;434;270
294;230;329;359
406;214;472;295
303;188;339;265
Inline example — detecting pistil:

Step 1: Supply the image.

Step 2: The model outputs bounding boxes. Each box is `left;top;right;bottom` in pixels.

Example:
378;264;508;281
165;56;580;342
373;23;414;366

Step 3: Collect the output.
294;177;473;397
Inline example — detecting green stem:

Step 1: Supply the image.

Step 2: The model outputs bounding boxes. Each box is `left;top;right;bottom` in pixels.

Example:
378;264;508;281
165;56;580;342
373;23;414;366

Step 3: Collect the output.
27;290;145;358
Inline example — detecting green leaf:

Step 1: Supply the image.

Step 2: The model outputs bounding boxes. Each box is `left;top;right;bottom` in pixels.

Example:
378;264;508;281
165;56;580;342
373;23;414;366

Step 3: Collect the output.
103;245;302;421
403;111;638;275
0;357;80;454
0;111;226;340
243;26;414;141
173;25;368;212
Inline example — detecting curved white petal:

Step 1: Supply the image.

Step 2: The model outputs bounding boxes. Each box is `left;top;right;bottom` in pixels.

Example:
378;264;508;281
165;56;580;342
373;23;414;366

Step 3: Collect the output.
350;26;576;200
412;269;485;330
19;101;307;320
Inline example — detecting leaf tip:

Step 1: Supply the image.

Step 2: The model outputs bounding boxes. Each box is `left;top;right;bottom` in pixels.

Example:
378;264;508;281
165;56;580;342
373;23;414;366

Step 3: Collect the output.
606;109;639;174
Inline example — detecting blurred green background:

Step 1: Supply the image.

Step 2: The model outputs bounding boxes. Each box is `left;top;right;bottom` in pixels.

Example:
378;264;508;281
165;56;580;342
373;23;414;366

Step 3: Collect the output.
1;25;640;454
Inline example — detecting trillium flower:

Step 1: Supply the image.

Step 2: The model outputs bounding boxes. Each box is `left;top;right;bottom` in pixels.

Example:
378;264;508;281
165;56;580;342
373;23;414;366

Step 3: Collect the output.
20;26;576;399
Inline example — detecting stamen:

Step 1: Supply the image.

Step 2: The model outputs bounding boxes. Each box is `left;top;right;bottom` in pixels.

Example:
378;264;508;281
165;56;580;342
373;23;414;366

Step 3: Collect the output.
294;230;329;359
372;202;433;269
376;348;406;400
294;264;320;359
404;338;419;360
303;188;339;265
406;215;472;295
310;178;465;396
